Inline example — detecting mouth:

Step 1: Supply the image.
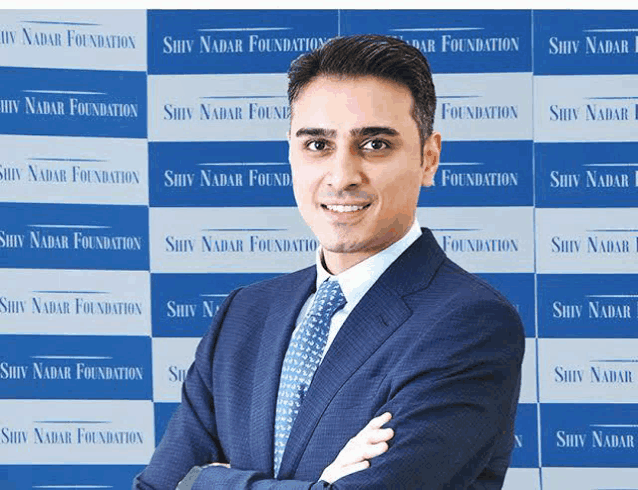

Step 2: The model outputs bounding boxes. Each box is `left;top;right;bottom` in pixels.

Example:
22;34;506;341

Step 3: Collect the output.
321;203;372;213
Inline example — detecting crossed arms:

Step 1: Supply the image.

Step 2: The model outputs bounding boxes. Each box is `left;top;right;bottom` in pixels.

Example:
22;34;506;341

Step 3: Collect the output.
133;287;525;490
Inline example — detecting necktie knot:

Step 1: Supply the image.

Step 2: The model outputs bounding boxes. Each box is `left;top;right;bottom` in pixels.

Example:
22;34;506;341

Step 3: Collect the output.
309;279;346;320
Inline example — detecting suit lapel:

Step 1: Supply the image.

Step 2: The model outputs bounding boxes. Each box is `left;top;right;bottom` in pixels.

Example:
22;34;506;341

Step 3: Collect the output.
277;228;446;478
249;267;316;475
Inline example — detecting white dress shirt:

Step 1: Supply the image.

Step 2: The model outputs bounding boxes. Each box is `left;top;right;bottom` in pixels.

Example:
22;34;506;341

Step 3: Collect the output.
292;218;423;363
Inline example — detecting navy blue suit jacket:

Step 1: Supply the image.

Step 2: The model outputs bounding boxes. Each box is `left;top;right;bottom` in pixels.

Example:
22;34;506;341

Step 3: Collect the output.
134;228;525;489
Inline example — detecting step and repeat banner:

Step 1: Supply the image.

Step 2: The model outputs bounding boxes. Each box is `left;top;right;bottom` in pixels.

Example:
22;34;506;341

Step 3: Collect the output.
0;9;637;490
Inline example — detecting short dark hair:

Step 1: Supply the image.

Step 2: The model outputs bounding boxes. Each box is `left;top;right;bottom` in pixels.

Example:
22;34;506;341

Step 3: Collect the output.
287;34;437;145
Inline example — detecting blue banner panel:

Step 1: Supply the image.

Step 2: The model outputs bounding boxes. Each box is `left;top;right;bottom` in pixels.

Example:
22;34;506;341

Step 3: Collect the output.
420;141;533;207
341;10;531;74
0;335;151;400
477;273;535;338
542;404;638;467
148;10;338;74
154;402;179;445
534;10;638;75
0;465;145;490
151;272;279;337
149;141;294;207
538;274;638;338
536;143;638;208
511;403;539;468
0;203;149;270
0;67;146;138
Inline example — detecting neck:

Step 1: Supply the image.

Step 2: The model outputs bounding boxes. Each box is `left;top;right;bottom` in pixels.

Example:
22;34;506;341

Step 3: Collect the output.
321;249;372;275
321;220;415;275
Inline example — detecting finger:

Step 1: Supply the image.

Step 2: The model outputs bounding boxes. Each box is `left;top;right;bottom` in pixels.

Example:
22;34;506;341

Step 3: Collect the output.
335;460;370;480
354;413;392;444
320;458;370;485
341;439;389;465
336;436;390;467
333;443;365;466
361;440;389;460
362;427;394;444
366;412;392;430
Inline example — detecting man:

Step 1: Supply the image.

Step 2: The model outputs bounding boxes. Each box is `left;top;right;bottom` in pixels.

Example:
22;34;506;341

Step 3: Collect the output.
134;34;524;489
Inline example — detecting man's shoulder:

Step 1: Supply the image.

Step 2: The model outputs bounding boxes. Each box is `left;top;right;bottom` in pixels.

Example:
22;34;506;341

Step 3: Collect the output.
404;256;526;360
435;257;516;308
416;256;523;337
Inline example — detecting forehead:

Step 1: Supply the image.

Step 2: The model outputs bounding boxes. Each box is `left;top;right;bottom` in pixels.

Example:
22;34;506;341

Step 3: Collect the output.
290;75;415;131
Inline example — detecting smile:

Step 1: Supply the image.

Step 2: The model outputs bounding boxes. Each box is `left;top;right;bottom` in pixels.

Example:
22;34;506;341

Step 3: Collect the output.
322;204;371;213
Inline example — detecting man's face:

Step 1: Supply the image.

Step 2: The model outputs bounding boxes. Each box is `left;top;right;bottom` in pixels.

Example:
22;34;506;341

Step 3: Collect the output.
289;75;440;273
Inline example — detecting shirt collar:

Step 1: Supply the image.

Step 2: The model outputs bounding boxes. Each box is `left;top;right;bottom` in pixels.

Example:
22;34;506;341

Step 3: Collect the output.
316;218;422;305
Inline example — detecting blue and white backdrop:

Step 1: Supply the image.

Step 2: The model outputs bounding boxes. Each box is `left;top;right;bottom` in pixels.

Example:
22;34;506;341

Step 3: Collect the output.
0;9;637;489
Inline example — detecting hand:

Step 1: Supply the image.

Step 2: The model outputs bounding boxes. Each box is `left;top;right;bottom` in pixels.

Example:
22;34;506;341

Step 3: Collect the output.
319;412;394;484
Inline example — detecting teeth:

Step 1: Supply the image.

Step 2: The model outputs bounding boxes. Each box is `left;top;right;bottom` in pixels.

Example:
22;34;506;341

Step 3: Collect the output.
325;204;366;213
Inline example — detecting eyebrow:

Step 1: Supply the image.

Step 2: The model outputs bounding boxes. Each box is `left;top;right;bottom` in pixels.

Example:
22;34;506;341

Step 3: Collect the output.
352;126;399;138
294;126;399;138
295;127;337;138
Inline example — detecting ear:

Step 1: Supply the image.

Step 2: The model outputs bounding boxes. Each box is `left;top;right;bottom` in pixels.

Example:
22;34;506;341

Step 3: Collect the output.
421;131;441;187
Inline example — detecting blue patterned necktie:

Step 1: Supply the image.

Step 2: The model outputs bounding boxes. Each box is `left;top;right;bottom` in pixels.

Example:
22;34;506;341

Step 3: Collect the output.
273;279;346;476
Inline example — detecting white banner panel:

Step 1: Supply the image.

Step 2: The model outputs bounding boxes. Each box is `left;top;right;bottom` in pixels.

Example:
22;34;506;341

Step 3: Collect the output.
543;467;638;490
535;75;638;142
148;73;289;142
0;269;150;336
432;72;533;142
0;399;154;464
503;468;541;490
0;135;149;205
149;207;317;273
418;206;534;273
539;338;638;403
0;10;146;71
536;208;638;274
152;337;199;403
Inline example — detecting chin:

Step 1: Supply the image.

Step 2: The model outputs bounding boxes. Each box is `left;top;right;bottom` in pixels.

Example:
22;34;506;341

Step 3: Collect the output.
321;237;372;254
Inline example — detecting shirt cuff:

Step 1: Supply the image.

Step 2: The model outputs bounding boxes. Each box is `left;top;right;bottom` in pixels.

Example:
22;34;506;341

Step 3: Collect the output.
175;466;203;490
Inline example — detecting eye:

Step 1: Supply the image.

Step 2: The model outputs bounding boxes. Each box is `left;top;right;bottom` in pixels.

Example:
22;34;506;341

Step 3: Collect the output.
361;139;390;151
305;139;330;152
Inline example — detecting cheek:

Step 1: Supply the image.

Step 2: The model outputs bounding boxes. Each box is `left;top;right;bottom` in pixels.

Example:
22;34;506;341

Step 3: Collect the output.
291;166;317;207
291;176;306;209
380;170;422;210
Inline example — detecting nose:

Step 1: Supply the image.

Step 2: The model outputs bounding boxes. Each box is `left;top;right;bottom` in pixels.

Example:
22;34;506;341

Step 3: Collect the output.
326;147;364;192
